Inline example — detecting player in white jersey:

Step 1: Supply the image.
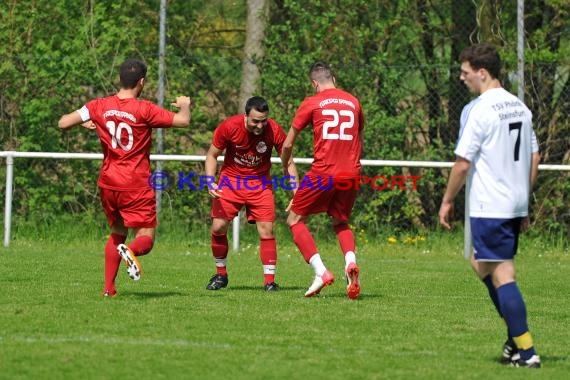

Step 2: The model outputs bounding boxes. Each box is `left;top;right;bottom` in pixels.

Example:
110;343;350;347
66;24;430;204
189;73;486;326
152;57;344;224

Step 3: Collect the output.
457;88;538;218
439;43;541;368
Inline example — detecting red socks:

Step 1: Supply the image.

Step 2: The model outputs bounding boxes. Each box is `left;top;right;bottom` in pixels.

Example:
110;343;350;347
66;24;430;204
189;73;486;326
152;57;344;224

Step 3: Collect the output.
212;233;228;276
104;233;126;292
333;223;355;256
104;234;154;294
128;235;154;256
290;222;318;263
260;237;277;284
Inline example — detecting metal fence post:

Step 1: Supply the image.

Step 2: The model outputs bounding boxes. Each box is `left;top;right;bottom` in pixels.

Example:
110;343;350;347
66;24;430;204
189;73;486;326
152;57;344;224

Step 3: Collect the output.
232;214;240;251
3;152;14;248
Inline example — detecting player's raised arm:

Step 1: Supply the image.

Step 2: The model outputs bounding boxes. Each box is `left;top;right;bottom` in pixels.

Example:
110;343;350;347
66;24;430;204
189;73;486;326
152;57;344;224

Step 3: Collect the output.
171;96;192;127
58;110;84;130
59;104;96;130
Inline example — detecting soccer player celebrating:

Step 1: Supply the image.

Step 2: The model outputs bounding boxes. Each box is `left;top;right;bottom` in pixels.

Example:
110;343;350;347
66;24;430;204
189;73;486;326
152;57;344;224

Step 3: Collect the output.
204;96;297;292
58;59;191;297
439;43;541;368
281;61;365;299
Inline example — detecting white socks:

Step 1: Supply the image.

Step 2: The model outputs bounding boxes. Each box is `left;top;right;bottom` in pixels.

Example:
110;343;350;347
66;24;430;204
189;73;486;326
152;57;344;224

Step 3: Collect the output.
309;254;327;276
344;251;356;271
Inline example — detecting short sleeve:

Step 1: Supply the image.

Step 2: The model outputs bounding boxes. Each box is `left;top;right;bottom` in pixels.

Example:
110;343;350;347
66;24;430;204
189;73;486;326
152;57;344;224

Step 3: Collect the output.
142;101;175;127
291;97;314;131
454;105;487;162
212;122;228;150
271;121;287;154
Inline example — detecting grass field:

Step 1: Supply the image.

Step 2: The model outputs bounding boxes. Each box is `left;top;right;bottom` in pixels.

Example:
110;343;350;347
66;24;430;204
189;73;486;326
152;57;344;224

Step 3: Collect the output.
0;227;568;379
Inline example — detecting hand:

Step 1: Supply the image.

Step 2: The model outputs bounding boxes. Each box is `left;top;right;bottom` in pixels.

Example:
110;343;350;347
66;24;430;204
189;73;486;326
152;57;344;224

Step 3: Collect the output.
172;96;191;108
520;216;531;232
207;182;222;199
438;201;454;230
81;121;96;130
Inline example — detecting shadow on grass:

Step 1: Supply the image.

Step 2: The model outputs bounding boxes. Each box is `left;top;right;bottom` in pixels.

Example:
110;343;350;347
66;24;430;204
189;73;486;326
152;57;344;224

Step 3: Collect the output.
200;284;382;300
538;355;568;363
299;292;382;300
221;285;307;292
485;353;567;367
116;291;187;299
197;285;304;293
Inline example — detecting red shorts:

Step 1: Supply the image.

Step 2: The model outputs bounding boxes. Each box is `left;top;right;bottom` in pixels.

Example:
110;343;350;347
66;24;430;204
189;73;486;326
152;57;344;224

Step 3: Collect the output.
210;177;275;223
291;172;358;222
100;187;157;228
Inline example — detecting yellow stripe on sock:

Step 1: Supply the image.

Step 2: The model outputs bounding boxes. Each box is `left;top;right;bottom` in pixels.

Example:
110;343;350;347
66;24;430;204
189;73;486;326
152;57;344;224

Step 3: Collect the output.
513;332;534;350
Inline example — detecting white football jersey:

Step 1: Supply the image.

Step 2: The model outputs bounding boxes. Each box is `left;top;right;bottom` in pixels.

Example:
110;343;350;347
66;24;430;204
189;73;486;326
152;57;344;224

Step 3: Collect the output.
455;87;538;218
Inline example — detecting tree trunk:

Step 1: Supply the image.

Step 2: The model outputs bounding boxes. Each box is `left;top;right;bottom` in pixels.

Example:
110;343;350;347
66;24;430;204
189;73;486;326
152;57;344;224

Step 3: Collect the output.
239;0;269;111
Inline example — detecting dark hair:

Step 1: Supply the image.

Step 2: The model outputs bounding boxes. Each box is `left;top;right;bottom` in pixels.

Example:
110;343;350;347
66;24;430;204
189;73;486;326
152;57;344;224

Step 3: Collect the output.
245;96;269;115
309;60;334;82
459;43;501;79
119;59;147;89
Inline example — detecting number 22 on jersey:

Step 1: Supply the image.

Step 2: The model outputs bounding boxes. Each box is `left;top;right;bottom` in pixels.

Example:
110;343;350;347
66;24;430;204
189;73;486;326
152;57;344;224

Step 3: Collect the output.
106;121;134;150
322;109;354;140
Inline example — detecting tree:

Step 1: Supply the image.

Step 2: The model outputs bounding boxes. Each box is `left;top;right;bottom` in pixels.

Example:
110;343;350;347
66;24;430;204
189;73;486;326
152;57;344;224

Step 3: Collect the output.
239;0;269;109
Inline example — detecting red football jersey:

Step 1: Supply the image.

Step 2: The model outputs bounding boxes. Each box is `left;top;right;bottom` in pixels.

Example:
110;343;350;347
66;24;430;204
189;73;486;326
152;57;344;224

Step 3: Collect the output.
81;95;175;190
292;88;364;176
213;114;286;178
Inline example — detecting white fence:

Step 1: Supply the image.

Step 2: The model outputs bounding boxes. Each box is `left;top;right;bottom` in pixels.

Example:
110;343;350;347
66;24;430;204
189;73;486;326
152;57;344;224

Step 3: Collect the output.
2;150;569;248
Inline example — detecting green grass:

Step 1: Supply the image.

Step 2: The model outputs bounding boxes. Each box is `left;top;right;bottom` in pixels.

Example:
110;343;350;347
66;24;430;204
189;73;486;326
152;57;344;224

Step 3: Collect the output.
0;230;568;379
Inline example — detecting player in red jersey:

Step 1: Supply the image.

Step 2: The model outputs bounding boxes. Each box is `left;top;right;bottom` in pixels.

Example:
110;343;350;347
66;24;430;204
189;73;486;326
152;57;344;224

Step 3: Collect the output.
204;96;297;292
58;59;191;297
281;61;365;299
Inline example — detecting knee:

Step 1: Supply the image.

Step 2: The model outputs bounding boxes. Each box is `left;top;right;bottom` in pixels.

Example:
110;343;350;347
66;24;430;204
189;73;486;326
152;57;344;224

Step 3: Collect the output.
287;212;303;228
258;230;274;240
211;219;229;235
333;222;349;234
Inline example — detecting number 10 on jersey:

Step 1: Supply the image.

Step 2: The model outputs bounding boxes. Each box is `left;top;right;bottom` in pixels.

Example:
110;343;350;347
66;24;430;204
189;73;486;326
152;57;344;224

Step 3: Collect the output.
106;121;134;150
